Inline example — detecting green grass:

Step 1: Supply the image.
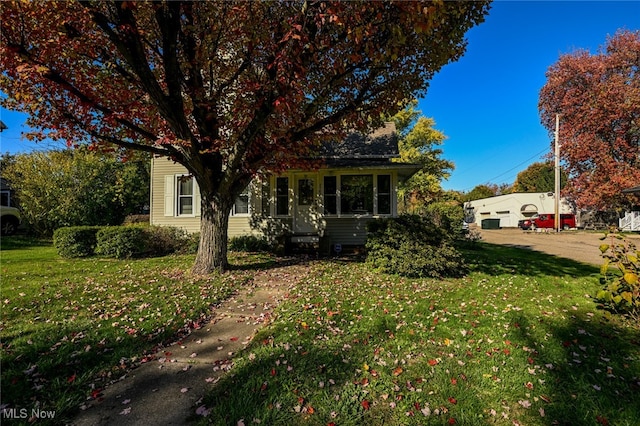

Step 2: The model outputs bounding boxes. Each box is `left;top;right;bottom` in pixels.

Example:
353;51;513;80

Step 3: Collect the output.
197;243;640;425
2;237;639;425
0;236;274;424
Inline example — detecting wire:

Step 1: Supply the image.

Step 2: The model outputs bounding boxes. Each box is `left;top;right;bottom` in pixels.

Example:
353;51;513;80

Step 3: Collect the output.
456;147;550;192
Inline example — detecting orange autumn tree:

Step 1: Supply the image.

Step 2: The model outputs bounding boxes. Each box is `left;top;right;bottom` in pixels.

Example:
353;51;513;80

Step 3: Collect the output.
1;1;490;273
539;30;640;211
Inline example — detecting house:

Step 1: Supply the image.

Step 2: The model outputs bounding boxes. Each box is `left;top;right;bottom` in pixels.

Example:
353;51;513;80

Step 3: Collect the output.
150;122;420;248
1;177;15;207
464;192;576;228
619;186;640;231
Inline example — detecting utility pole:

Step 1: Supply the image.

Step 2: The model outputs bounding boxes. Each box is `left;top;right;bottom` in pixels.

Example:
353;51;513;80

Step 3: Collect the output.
554;114;560;232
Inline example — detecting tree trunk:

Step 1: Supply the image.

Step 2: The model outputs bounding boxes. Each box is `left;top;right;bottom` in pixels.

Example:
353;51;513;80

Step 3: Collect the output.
192;192;232;275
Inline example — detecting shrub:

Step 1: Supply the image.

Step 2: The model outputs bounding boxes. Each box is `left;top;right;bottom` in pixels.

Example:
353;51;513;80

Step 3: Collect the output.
145;226;192;256
123;214;150;225
424;201;465;239
595;233;639;320
53;225;197;259
229;235;271;252
95;226;147;259
185;232;200;254
365;215;465;278
53;226;100;258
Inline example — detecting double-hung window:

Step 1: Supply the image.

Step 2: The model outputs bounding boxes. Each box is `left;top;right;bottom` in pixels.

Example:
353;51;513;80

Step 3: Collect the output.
232;187;249;216
323;176;337;215
177;176;194;216
261;180;271;216
377;175;391;215
276;177;289;216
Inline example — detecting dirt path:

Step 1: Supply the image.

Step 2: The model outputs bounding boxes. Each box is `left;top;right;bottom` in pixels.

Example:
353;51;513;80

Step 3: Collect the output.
478;228;640;266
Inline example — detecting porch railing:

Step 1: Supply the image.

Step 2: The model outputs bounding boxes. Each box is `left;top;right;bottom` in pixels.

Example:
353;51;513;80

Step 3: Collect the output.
619;211;640;231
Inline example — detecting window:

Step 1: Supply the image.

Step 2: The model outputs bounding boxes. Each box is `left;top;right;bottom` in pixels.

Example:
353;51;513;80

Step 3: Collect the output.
261;180;271;216
323;176;337;215
341;175;373;214
377;175;391;215
232;187;249;215
1;191;10;207
276;177;289;216
177;176;194;215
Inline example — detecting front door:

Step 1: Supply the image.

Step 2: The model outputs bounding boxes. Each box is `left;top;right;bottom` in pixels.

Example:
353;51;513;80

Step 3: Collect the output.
294;175;317;234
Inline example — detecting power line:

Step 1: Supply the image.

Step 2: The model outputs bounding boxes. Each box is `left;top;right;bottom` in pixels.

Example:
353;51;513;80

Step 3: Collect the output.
484;147;549;183
456;147;550;192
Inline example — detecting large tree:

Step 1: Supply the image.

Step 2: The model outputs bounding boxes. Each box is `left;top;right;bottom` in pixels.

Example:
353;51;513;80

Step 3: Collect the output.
390;101;453;212
513;161;567;193
463;184;496;202
538;30;640;210
0;1;490;273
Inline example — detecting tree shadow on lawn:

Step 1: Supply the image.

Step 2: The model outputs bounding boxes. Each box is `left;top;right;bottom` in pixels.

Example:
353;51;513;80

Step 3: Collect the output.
0;235;52;251
198;302;640;425
197;322;493;426
1;322;182;425
226;255;311;272
464;242;600;278
508;312;640;425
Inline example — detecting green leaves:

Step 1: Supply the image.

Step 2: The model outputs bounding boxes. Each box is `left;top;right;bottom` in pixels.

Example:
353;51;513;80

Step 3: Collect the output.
594;232;640;318
2;149;150;237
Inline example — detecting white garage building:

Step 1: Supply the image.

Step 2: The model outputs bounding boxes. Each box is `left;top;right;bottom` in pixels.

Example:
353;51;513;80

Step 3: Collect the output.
464;192;576;228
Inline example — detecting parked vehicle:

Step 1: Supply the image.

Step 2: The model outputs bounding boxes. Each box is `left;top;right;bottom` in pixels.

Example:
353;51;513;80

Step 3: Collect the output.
0;205;21;235
519;213;576;231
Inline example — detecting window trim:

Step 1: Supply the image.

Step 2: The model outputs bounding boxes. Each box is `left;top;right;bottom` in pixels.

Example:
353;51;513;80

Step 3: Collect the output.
231;186;250;217
275;176;290;217
377;174;392;216
176;174;196;217
321;172;394;218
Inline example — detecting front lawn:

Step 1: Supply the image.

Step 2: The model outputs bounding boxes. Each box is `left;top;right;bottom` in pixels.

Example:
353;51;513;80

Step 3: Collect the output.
2;237;639;425
0;236;273;424
198;244;640;425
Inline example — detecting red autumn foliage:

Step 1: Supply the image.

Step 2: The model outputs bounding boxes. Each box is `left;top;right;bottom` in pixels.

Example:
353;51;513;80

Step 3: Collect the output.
539;30;640;210
0;1;490;273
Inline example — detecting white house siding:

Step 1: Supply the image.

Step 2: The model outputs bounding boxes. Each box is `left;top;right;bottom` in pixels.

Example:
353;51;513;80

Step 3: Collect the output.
465;192;576;228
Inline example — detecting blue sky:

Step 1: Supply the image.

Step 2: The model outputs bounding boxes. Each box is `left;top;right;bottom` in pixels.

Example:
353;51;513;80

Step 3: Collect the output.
418;0;640;192
1;1;639;193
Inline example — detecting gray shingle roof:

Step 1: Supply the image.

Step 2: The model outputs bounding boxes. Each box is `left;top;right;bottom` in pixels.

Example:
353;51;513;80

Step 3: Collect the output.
318;122;399;159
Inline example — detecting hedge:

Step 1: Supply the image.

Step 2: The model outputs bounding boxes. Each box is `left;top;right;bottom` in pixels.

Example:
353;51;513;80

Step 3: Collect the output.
53;226;101;258
95;226;148;259
53;226;198;259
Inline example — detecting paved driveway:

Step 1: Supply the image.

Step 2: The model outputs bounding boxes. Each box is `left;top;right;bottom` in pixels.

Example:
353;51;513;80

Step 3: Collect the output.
478;228;640;266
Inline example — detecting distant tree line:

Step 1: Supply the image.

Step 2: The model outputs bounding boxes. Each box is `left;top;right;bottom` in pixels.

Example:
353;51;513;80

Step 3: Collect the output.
1;149;149;237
